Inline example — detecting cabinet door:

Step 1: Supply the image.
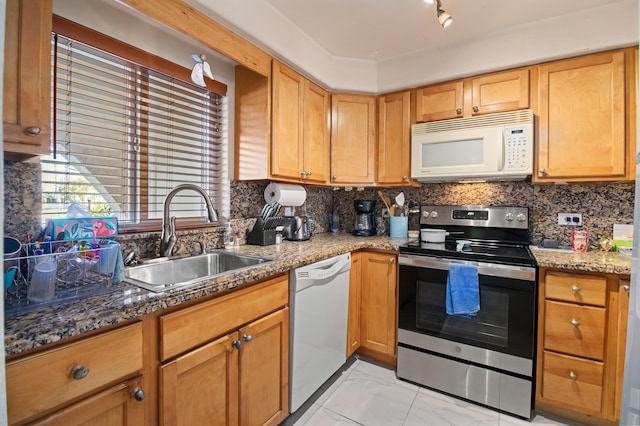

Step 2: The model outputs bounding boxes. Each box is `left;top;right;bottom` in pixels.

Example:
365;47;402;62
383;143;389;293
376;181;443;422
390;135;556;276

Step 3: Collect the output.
377;91;412;185
414;81;463;122
470;69;529;115
330;93;377;185
302;80;330;183
347;252;362;357
238;308;289;426
160;333;239;426
3;0;52;160
33;377;145;426
536;51;627;182
360;252;397;356
271;61;304;180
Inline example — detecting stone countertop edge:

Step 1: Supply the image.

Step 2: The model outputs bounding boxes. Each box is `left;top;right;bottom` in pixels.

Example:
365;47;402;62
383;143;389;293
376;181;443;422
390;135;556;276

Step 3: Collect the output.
5;235;632;357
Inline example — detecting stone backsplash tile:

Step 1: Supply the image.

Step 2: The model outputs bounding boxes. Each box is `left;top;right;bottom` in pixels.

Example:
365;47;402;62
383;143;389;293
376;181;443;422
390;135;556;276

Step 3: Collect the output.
2;159;636;252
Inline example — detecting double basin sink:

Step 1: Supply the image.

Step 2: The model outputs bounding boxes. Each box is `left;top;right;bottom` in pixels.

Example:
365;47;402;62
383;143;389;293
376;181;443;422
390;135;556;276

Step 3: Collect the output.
124;251;273;292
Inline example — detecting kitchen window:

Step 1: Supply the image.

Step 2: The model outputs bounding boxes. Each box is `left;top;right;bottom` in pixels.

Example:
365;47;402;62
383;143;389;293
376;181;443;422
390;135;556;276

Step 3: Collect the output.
43;17;229;232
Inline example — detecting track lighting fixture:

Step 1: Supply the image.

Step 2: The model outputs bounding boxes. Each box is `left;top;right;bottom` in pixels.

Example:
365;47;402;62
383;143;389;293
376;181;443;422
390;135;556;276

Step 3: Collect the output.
436;0;453;28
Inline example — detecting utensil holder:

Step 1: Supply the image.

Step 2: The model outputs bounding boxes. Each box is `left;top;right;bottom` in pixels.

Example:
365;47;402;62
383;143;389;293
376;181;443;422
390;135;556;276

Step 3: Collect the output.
390;216;408;238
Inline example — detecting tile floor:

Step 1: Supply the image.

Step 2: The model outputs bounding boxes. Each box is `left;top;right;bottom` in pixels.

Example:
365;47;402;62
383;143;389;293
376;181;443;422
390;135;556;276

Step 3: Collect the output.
282;356;585;426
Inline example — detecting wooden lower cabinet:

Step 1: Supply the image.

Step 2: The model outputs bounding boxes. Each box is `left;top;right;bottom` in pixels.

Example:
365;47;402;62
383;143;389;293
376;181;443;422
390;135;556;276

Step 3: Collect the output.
347;252;362;357
6;322;145;425
159;275;289;426
357;251;398;366
536;268;630;425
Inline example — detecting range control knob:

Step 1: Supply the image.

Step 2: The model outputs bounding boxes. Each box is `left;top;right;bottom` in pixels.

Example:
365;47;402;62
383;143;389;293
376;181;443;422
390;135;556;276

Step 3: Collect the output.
505;212;514;222
516;213;527;222
422;210;430;218
430;211;438;219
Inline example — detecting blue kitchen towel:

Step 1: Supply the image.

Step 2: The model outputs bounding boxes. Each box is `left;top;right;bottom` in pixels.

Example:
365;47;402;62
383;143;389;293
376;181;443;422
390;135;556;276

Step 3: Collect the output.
112;246;125;284
446;263;480;316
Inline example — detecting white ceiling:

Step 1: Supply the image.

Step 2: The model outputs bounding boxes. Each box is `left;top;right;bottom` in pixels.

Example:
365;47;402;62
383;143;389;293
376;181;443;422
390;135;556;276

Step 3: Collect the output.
259;0;619;61
185;0;638;93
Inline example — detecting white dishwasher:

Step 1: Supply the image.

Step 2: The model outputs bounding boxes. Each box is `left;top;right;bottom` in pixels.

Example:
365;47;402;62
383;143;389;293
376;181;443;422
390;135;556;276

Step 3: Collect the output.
289;252;351;413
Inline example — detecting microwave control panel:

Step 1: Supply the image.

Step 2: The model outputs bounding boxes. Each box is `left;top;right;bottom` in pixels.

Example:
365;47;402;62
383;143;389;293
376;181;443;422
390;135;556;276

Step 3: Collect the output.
503;126;531;171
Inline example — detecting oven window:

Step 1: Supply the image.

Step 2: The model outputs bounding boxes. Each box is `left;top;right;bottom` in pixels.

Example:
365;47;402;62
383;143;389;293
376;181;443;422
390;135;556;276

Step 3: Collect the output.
398;266;535;359
416;281;508;348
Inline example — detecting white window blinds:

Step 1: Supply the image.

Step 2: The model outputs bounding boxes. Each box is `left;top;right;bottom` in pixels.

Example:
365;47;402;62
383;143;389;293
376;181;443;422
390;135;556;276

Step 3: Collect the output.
43;33;228;230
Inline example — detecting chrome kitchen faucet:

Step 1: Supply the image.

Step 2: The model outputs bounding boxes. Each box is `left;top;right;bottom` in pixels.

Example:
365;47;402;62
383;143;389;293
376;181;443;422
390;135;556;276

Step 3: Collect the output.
160;184;218;257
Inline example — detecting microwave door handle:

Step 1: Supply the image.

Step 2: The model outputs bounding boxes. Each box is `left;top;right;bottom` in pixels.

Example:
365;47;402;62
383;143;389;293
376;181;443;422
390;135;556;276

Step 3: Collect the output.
498;129;506;171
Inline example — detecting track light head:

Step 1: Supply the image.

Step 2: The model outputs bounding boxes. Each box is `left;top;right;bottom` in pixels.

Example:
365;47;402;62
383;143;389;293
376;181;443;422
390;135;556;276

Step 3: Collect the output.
436;0;453;28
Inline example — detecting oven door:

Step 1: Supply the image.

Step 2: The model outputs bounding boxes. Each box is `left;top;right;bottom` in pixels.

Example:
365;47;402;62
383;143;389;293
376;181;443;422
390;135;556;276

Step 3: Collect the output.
398;254;537;360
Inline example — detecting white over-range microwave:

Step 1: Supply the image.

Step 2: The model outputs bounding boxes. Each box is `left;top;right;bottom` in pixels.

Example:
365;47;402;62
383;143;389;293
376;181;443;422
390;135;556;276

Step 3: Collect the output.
411;109;534;182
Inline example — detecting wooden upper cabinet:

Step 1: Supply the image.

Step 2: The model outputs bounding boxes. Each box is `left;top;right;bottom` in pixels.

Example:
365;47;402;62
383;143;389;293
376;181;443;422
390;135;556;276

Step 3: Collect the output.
271;61;329;183
415;81;463;122
330;93;377;185
302;80;331;183
414;69;529;123
535;49;636;183
3;0;53;160
377;91;412;186
470;69;529;115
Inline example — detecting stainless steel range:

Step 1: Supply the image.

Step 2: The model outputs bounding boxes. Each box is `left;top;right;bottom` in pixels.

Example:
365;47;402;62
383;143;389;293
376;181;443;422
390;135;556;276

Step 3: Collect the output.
397;205;537;419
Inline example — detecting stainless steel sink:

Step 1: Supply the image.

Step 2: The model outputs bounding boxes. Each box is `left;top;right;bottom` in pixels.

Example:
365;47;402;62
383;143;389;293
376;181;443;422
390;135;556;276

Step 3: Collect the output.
124;251;273;292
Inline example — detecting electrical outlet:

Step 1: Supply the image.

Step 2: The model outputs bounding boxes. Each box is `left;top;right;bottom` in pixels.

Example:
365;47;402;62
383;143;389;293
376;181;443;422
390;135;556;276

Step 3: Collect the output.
558;213;583;226
382;208;390;218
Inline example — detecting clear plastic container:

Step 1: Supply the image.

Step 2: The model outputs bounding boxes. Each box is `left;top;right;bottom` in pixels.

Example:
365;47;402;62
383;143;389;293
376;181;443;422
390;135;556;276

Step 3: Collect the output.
28;261;57;302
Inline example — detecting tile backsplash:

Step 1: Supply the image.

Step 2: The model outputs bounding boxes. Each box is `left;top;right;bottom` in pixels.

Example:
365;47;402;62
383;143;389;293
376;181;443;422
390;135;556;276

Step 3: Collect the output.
3;160;635;253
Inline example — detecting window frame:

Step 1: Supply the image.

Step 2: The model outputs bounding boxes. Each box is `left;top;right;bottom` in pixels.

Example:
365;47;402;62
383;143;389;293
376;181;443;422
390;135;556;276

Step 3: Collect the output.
49;15;228;234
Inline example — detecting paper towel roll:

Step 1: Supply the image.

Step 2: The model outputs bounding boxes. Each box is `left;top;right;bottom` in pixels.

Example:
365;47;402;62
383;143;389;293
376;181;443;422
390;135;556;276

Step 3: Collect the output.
264;183;306;206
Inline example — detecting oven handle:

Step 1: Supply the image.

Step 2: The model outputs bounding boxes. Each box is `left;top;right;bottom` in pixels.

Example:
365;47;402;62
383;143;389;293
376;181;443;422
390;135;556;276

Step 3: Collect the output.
399;254;536;281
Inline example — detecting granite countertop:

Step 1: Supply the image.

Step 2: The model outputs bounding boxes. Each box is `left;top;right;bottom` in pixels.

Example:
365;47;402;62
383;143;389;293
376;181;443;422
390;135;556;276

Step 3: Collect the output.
4;233;405;357
5;234;633;357
529;246;632;275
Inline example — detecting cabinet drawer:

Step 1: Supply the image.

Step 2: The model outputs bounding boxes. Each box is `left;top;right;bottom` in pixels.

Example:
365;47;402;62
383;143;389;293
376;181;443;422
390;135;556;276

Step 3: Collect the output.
160;274;288;361
544;300;606;360
545;271;607;306
541;351;604;414
7;322;143;425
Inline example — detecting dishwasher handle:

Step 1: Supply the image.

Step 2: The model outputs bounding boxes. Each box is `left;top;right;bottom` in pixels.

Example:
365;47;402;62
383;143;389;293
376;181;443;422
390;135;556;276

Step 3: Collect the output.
293;253;351;284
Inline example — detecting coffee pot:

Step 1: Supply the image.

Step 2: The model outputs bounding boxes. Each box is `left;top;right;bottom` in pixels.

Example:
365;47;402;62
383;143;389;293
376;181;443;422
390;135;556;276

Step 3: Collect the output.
352;200;376;237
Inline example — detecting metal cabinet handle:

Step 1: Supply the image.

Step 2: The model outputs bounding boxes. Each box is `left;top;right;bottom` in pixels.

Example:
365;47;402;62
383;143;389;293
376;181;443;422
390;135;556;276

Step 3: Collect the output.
232;340;242;350
242;334;253;342
332;175;337;181
472;106;479;113
539;168;547;174
569;371;577;380
402;175;408;181
571;319;580;327
71;365;90;380
455;108;462;115
624;285;630;292
572;286;581;292
131;387;145;402
25;126;42;136
389;258;396;264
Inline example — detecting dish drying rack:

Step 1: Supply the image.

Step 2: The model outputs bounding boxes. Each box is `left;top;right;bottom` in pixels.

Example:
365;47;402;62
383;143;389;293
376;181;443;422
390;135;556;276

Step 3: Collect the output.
4;240;119;315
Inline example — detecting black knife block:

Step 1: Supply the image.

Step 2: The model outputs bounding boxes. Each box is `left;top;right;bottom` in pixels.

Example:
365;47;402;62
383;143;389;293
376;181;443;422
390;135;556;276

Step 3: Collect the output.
247;217;281;246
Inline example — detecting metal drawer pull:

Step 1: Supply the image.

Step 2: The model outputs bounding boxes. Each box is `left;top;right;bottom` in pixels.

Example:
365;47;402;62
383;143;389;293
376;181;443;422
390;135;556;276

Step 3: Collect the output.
242;334;253;342
624;285;630;292
71;365;90;380
571;286;580;292
569;371;577;380
131;387;145;402
232;340;242;350
571;319;580;327
25;126;42;136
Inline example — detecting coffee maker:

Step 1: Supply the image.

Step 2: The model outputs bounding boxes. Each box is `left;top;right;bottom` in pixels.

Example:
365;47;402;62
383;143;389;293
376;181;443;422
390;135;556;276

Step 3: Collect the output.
352;200;377;237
